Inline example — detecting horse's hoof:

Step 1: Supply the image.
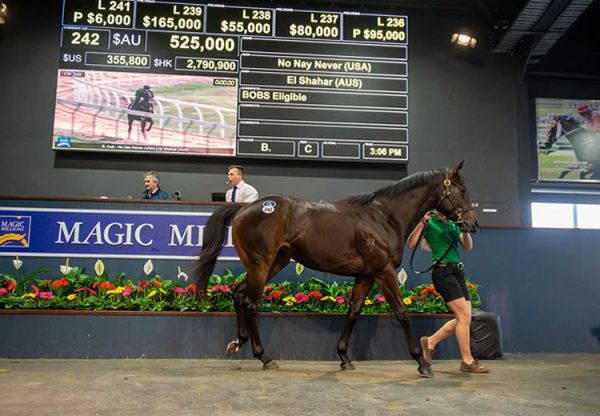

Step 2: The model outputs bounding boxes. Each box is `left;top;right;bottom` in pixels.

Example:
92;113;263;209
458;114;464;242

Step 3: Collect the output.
340;362;355;371
226;340;240;357
418;365;434;378
263;360;279;370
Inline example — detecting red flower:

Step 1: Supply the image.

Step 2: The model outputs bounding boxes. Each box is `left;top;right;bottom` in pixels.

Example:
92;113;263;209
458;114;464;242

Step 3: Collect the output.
52;277;69;288
265;285;274;292
272;290;281;300
264;295;272;301
152;280;162;287
185;284;197;295
420;286;439;297
100;281;114;291
7;282;16;292
308;290;323;299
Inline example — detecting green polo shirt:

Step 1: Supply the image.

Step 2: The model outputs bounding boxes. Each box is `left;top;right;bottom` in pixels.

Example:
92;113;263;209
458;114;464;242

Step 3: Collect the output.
423;216;462;263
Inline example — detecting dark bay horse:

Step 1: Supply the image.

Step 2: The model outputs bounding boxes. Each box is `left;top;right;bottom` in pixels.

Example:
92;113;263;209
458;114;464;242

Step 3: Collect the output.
127;100;154;140
542;115;600;179
193;161;478;377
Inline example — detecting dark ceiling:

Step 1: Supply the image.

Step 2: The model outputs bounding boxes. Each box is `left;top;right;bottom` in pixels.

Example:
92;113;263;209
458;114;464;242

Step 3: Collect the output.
318;0;600;80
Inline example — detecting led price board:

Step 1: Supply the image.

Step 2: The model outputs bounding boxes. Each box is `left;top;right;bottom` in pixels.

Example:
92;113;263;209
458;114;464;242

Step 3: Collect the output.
54;0;408;162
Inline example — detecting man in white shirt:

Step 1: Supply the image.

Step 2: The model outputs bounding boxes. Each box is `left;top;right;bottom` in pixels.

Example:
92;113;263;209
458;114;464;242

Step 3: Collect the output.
225;165;259;203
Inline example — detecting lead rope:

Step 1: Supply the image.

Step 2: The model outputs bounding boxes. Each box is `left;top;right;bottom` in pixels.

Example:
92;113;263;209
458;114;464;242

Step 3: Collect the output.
409;216;459;275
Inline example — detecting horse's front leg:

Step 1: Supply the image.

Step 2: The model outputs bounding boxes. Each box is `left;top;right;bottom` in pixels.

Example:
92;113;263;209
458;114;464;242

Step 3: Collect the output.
146;119;153;131
141;121;147;140
378;269;433;378
337;277;374;370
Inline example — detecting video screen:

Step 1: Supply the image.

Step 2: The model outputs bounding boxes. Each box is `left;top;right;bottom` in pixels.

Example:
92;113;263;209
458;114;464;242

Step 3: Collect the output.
52;69;237;155
535;97;600;182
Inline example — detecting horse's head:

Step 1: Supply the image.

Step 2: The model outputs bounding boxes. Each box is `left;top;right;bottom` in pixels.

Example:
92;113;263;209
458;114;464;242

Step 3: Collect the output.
546;115;581;140
435;161;479;232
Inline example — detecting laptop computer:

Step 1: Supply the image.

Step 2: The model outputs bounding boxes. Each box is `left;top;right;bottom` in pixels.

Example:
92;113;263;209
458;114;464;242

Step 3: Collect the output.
211;192;226;202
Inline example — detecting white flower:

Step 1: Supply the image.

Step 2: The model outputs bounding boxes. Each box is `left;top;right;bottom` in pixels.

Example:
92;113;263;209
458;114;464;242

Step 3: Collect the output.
177;266;189;282
397;268;408;286
143;259;154;276
60;258;72;275
13;257;23;271
295;262;305;276
94;259;105;276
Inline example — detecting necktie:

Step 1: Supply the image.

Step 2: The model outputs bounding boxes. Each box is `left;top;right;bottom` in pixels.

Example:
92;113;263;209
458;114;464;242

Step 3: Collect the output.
232;186;237;202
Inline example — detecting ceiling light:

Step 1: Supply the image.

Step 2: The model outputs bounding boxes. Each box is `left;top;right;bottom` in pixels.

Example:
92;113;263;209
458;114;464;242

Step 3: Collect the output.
451;30;477;48
0;1;7;24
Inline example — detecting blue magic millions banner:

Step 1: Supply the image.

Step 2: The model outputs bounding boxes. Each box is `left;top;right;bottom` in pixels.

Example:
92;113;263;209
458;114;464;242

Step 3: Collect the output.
0;207;237;259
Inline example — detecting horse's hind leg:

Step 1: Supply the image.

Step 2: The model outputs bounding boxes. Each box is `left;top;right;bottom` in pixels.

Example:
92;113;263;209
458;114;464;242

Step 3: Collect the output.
227;279;251;357
337;277;374;370
377;268;432;378
230;251;290;370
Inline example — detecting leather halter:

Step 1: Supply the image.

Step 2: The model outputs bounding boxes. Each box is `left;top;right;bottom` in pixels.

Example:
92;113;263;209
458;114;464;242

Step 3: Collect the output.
435;176;474;224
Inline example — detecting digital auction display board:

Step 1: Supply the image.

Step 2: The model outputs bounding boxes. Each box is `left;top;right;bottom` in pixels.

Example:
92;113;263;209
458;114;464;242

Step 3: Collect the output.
54;0;408;162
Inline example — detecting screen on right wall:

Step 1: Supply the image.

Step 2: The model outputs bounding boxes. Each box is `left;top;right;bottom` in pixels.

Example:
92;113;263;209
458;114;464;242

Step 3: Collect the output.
535;97;600;182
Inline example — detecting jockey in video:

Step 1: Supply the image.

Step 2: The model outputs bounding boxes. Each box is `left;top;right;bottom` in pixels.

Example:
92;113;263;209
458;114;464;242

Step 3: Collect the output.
577;103;600;131
134;85;154;106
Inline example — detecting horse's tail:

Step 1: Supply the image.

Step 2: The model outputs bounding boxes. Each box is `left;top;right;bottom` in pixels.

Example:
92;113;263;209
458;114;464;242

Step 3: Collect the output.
193;203;245;300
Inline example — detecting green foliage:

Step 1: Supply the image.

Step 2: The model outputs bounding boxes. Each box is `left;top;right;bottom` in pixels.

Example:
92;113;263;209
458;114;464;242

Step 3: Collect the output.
0;266;481;314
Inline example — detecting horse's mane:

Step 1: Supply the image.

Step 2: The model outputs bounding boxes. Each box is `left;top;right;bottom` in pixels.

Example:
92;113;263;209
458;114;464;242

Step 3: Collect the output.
344;168;447;205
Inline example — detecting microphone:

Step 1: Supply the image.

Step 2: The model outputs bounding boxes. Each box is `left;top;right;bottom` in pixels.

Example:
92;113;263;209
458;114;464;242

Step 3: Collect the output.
172;191;182;201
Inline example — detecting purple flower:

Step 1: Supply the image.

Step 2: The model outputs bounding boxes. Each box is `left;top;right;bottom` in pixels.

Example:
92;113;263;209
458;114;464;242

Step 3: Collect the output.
294;293;309;303
74;287;97;296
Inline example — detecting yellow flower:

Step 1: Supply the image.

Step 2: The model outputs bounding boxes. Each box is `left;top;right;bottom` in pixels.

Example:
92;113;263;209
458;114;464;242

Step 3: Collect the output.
282;296;296;303
285;301;294;306
403;297;412;305
21;293;36;299
320;296;337;302
67;294;77;301
106;287;125;295
148;290;157;298
364;299;373;305
159;288;167;295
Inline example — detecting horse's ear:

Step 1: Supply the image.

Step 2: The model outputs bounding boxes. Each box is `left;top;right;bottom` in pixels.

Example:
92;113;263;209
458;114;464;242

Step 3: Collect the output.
451;160;465;176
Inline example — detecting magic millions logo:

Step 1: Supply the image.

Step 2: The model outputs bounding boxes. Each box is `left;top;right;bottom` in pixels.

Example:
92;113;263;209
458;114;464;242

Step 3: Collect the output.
0;216;31;247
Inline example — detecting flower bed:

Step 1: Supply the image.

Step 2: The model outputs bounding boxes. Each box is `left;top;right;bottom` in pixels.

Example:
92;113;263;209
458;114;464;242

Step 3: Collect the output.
0;259;481;314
